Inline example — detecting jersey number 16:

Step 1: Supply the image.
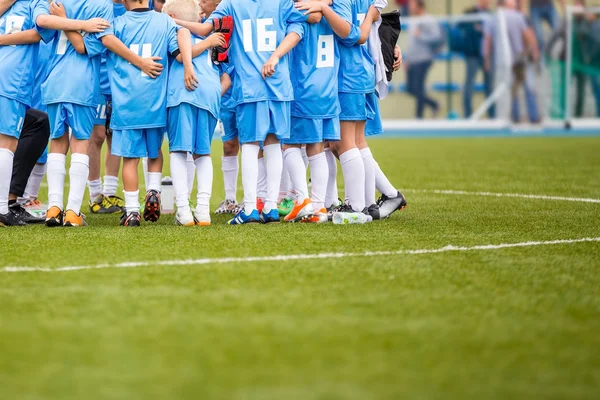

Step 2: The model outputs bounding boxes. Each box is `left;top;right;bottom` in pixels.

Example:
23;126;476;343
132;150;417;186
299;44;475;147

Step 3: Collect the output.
242;18;276;53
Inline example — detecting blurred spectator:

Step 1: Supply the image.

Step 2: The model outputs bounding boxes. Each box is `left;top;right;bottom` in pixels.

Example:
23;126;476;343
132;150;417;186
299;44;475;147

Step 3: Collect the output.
454;0;495;118
396;0;410;16
573;8;600;116
521;0;565;51
403;0;442;119
484;0;540;123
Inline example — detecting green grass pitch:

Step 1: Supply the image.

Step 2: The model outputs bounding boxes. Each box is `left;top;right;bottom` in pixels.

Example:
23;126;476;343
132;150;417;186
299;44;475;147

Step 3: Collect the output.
1;136;600;399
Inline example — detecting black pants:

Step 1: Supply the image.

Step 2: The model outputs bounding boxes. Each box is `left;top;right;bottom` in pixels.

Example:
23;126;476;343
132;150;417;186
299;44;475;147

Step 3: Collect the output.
406;61;439;119
9;108;50;197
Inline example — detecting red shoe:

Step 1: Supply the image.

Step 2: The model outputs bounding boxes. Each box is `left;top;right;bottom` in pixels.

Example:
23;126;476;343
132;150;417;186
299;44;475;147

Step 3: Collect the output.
256;198;265;214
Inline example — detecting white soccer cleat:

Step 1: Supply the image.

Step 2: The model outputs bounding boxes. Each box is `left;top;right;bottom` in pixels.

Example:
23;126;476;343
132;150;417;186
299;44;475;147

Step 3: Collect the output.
215;199;239;214
194;208;211;226
175;209;196;227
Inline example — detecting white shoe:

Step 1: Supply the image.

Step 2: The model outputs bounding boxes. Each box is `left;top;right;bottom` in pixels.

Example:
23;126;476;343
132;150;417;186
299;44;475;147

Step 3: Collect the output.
215;199;239;214
175;209;195;227
194;208;211;226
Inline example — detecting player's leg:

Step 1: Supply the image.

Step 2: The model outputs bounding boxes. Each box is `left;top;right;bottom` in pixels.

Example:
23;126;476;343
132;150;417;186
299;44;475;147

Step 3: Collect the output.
324;143;339;212
167;104;195;226
192;110;217;226
216;109;241;214
88;99;107;213
309;117;340;223
144;129;164;223
256;148;267;214
277;154;294;217
102;131;124;211
45;103;69;227
112;129;145;227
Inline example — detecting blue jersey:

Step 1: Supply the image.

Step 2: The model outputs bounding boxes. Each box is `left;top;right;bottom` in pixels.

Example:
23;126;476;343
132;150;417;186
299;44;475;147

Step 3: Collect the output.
333;0;375;94
168;34;222;119
291;18;340;119
209;0;307;106
41;0;113;107
0;0;53;106
220;63;237;112
99;2;127;95
105;10;179;130
31;39;54;111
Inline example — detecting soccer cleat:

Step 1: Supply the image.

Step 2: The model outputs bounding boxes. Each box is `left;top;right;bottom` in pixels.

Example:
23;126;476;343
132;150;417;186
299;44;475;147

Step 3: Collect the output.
45;206;64;227
228;209;260;225
0;211;27;227
175;209;196;227
284;198;314;223
215;199;239;215
143;189;161;222
260;209;280;224
326;198;344;221
9;203;44;224
277;198;294;217
194;209;211;226
63;210;87;227
377;191;408;219
89;194;105;214
304;208;329;224
256;198;265;214
365;204;381;221
105;195;126;213
90;194;125;214
120;212;141;227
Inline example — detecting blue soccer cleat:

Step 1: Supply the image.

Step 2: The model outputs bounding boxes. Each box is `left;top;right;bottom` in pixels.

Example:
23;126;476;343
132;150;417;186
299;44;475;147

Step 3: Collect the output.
260;209;280;224
228;209;260;225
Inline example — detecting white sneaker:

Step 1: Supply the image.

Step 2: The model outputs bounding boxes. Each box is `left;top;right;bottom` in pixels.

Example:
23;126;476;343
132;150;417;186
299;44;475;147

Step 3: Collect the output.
175;209;196;227
194;208;211;226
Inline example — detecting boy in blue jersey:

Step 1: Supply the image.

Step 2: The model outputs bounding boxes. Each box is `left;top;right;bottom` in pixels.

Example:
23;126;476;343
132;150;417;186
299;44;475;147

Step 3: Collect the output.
297;0;380;221
176;0;319;225
162;0;227;227
0;0;109;226
88;0;128;216
282;0;342;224
96;0;195;227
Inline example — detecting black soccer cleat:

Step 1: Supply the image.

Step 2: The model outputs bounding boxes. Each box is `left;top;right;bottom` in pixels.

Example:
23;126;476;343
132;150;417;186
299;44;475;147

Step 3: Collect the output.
9;203;44;224
143;190;161;223
120;212;141;227
0;210;27;227
365;204;381;221
377;191;408;219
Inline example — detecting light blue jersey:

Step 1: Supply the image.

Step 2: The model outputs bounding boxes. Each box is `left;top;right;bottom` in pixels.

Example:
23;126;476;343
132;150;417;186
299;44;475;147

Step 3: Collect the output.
31;39;54;111
104;10;179;130
220;63;237;111
168;34;221;119
209;0;307;106
99;2;127;96
290;18;340;119
0;0;53;106
333;0;375;94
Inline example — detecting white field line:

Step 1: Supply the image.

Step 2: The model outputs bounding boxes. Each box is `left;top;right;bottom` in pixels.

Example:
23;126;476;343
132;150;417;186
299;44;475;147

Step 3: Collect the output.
403;189;600;204
3;237;599;273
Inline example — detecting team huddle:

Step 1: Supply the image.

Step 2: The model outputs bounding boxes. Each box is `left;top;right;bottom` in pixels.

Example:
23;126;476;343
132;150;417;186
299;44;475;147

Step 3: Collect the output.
0;0;407;228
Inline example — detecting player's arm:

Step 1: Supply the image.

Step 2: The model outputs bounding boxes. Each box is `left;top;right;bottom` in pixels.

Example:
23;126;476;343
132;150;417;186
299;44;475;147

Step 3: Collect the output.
262;31;302;79
176;28;199;91
0;0;16;18
174;20;214;38
175;33;225;61
220;72;232;96
295;1;351;39
36;14;110;33
356;5;380;45
49;2;86;55
101;34;164;78
0;29;41;46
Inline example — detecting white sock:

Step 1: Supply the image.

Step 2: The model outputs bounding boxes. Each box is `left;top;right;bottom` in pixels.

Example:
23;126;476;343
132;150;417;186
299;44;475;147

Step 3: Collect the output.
186;153;195;196
47;153;66;209
324;148;338;207
375;160;397;197
66;153;89;214
142;157;149;190
339;148;365;212
360;147;377;206
308;152;327;211
0;148;14;214
263;143;283;213
301;146;309;170
124;190;140;214
222;155;238;201
103;175;119;197
195;156;213;213
257;156;267;200
241;144;259;214
170;152;190;213
283;147;308;201
88;179;102;199
279;157;291;201
24;163;46;200
147;172;162;192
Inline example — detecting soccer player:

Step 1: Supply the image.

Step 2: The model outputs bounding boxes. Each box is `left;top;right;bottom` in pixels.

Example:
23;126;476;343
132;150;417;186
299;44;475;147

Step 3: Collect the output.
176;0;319;225
97;0;194;227
163;0;227;226
282;0;342;223
0;0;107;227
297;0;380;221
38;0;113;227
88;0;128;215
